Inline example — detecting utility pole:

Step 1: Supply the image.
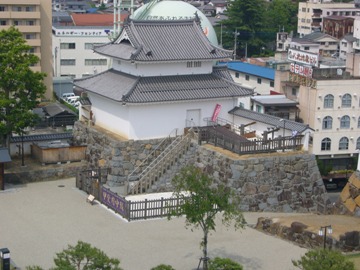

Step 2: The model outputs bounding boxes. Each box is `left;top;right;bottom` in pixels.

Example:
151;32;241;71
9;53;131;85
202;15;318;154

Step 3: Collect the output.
234;28;239;60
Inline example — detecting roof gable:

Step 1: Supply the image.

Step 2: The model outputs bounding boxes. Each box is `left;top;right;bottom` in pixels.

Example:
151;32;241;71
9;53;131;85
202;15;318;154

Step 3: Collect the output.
95;19;232;62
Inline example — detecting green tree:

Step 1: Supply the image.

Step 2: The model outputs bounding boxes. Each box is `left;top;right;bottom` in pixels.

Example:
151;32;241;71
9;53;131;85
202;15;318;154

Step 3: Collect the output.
0;26;46;149
222;0;265;57
209;257;243;270
52;241;122;270
168;166;246;270
292;249;355;270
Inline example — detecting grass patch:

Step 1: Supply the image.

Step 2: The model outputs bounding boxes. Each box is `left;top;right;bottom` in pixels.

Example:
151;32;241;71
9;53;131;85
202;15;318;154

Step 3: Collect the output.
346;253;360;270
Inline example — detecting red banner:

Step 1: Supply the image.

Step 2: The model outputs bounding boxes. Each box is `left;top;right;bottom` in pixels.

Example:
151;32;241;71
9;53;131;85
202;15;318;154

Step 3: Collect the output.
211;104;222;122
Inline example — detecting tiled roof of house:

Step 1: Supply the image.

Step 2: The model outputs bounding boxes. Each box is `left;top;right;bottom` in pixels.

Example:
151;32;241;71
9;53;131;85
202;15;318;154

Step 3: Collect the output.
229;107;311;133
71;13;128;26
74;66;253;104
342;34;356;42
223;61;275;80
94;19;233;62
303;32;339;41
42;103;77;117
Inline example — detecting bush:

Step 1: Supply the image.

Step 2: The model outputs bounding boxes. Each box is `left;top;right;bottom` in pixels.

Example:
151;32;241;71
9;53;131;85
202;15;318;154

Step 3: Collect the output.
292;249;355;270
209;257;243;270
150;264;175;270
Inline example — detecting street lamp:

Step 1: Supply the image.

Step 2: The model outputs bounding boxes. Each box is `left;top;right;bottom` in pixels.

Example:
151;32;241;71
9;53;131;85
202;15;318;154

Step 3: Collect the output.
279;119;285;152
318;225;332;249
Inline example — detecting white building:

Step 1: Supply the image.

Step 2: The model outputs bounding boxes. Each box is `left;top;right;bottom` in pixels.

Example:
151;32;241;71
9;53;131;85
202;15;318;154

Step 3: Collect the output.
298;1;354;37
52;25;112;78
74;18;254;140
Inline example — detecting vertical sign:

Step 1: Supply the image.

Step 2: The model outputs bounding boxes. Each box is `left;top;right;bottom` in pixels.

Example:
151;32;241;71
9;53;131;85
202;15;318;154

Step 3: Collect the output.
211;104;222;122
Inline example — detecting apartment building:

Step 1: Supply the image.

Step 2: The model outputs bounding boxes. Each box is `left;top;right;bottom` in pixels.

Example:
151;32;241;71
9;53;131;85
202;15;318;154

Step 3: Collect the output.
0;0;53;99
298;1;354;37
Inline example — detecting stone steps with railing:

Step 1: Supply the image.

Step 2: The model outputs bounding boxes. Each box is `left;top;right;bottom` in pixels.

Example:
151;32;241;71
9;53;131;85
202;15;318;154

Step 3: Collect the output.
127;129;196;195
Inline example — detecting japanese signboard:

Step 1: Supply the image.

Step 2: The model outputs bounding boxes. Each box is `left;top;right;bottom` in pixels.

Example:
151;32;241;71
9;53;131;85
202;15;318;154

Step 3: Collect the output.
54;29;112;37
290;63;313;78
289;73;317;88
288;49;318;67
101;186;127;217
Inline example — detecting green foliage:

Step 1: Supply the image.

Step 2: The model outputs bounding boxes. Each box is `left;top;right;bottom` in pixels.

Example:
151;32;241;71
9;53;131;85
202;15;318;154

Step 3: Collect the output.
208;257;243;270
0;26;46;147
292;249;355;270
220;0;299;57
168;165;245;270
26;267;44;270
150;264;175;270
52;241;122;270
316;158;332;176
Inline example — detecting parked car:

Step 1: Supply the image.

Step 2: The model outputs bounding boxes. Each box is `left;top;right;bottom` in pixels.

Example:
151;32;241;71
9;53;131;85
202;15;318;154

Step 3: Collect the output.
61;93;75;100
66;96;80;103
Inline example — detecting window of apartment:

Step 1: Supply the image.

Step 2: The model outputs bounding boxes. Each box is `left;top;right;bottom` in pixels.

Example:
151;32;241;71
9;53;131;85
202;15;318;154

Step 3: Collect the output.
0;6;5;12
302;8;306;12
339;137;349;150
324;94;334;108
321;137;331;151
25;6;35;12
257;78;262;84
256;105;262;113
270;81;274;87
12;6;22;12
28;47;35;54
60;59;76;66
342;93;352;108
245;75;250;81
235;72;239;78
14;20;22;26
357;137;360;150
60;43;76;49
322;116;333;129
25;33;36;39
85;59;107;66
340;115;350;129
239;102;244;108
0;21;6;26
301;18;305;23
26;20;35;26
291;88;297;96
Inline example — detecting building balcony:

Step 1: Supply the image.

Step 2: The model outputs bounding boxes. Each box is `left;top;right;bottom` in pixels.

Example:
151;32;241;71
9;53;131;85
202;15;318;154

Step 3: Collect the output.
1;0;40;4
26;39;41;47
311;22;321;27
312;12;322;18
7;12;40;19
16;25;40;33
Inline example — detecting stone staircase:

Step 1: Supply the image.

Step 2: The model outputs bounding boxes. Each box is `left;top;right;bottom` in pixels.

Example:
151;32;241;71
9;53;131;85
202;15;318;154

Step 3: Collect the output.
127;129;197;195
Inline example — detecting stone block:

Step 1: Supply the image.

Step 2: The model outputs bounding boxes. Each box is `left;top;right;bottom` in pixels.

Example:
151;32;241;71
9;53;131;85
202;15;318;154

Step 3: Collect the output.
290;221;308;233
242;182;257;195
340;183;351;202
355;195;360;207
344;198;357;213
351;177;360;189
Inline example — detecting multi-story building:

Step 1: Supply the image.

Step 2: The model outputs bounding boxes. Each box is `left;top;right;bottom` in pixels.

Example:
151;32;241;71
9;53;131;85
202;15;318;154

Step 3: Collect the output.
0;0;53;99
323;15;354;40
298;1;354;37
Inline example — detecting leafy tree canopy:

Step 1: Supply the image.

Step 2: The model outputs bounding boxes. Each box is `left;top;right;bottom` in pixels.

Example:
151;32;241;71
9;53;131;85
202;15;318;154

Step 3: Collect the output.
209;257;243;270
0;26;46;147
168;165;245;270
292;249;355;270
26;241;123;270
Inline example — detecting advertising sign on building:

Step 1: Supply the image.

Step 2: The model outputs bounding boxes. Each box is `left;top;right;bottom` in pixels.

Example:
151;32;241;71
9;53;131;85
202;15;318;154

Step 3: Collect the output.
288;49;318;67
290;63;313;78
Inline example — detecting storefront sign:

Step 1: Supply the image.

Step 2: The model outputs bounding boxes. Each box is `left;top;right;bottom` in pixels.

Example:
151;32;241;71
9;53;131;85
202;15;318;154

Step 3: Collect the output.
289;73;317;88
54;29;112;37
290;63;313;78
288;49;318;67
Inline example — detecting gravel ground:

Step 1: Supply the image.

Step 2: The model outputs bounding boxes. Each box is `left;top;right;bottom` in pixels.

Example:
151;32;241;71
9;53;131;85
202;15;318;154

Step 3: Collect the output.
0;178;308;270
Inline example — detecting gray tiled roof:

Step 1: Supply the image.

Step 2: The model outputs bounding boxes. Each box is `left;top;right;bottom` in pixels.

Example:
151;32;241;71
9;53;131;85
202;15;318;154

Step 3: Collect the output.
94;19;233;62
303;32;338;41
43;103;77;117
74;66;253;104
11;133;73;143
228;107;311;133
